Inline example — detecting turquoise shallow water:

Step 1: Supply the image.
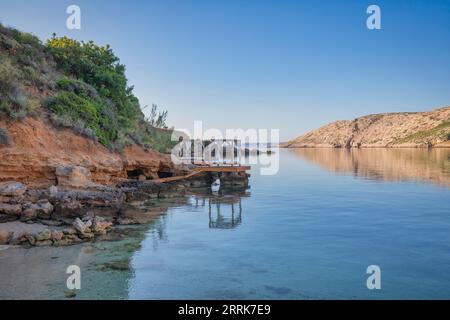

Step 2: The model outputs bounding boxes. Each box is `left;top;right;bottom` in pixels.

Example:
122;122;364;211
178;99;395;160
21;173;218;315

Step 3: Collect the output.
1;148;450;299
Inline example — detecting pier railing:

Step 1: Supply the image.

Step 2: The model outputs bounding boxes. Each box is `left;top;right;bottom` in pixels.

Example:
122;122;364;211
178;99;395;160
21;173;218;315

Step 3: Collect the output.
173;139;243;167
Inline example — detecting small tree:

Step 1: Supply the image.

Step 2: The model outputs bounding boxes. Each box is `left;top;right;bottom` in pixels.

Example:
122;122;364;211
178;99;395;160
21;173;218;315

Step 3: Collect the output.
145;104;168;128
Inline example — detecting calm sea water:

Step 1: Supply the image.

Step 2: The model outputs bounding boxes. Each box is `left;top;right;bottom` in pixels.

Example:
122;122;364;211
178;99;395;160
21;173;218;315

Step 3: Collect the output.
1;148;450;299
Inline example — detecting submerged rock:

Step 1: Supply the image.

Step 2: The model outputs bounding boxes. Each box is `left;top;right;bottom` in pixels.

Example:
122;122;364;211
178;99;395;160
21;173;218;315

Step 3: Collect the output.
97;258;130;271
65;291;77;298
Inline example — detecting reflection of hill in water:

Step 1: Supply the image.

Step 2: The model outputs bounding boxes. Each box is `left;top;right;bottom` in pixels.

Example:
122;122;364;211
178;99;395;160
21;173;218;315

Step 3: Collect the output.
290;148;450;188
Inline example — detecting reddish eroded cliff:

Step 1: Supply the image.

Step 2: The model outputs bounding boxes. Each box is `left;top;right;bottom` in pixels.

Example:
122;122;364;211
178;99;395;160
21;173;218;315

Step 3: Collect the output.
0;116;178;188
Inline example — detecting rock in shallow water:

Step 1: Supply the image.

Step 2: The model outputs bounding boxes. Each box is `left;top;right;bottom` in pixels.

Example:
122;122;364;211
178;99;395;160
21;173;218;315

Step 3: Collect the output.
72;218;89;234
92;216;112;235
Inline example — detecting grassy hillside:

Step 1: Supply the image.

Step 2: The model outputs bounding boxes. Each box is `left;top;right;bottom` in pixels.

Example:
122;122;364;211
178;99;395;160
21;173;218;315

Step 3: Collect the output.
0;23;174;152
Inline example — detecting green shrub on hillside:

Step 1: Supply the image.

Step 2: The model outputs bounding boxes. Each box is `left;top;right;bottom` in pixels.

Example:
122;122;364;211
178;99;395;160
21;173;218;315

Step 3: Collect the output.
0;24;55;119
46;35;142;124
45;35;145;148
0;55;40;119
45;35;174;150
10;28;41;48
45;77;119;147
0;24;174;152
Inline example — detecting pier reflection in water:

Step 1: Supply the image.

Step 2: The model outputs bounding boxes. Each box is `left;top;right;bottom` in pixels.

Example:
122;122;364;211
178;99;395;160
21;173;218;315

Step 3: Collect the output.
188;189;250;229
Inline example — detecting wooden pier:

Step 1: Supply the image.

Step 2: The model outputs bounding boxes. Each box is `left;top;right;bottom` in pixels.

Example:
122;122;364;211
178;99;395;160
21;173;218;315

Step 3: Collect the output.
153;165;251;183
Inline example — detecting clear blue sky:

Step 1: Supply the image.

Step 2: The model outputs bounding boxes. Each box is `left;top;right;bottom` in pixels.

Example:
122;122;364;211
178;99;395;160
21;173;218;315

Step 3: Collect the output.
1;0;449;140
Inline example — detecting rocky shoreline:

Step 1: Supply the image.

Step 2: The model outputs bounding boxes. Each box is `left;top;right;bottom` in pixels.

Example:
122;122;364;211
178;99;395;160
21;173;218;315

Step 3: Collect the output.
0;169;249;248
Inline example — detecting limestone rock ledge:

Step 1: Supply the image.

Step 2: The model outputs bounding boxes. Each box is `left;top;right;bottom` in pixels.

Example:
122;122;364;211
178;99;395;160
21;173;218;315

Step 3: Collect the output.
0;169;250;247
0;117;181;187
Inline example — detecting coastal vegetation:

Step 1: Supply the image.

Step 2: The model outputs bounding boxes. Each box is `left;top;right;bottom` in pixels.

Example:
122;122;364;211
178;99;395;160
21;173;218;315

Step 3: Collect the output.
392;121;450;145
0;23;173;152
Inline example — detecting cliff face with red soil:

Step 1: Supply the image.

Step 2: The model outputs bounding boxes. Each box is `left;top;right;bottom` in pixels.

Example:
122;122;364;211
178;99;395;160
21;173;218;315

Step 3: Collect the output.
0;116;178;188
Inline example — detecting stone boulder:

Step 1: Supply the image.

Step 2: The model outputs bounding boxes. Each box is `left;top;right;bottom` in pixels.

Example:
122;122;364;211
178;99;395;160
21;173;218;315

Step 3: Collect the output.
35;240;53;246
0;230;13;245
24;233;35;246
51;230;64;241
35;229;52;241
35;200;54;219
21;205;37;221
52;189;124;219
49;185;58;197
56;165;93;188
72;218;90;234
21;200;54;221
0;182;26;200
0;213;18;223
0;203;22;216
53;200;84;219
92;216;112;235
0;182;27;197
62;228;77;235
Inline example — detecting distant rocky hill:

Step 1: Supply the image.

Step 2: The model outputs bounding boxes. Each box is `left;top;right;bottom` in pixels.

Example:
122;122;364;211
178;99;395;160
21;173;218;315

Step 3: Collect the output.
281;107;450;148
